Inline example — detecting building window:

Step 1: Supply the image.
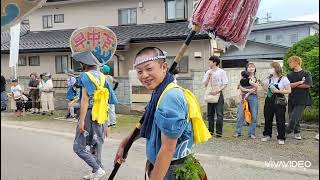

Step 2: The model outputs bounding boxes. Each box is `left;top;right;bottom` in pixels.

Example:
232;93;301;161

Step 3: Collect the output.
55;55;68;73
166;56;189;73
54;14;64;23
42;15;53;29
71;57;83;72
265;34;271;41
222;59;248;68
18;56;27;66
118;8;137;25
290;34;298;43
276;34;283;42
29;56;40;66
166;0;188;21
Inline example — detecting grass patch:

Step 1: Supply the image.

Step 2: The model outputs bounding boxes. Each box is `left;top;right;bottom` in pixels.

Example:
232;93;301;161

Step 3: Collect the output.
302;107;319;123
202;120;245;140
1;110;68;122
109;114;141;134
116;114;141;128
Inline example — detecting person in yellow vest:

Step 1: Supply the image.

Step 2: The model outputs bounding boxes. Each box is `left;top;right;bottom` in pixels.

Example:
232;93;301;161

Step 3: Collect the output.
72;51;118;180
100;65;118;128
114;47;210;180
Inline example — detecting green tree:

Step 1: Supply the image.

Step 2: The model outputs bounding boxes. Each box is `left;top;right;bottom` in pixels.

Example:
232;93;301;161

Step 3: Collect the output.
284;34;319;72
303;47;319;107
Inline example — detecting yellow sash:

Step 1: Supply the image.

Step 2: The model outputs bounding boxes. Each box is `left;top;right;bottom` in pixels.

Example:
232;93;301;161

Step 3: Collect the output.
157;83;212;144
85;72;110;125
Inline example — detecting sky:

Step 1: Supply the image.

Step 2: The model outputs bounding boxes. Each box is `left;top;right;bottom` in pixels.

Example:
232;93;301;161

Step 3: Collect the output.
256;0;319;23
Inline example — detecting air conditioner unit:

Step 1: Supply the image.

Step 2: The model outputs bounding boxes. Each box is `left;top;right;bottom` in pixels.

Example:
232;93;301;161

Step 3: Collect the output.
138;1;143;8
194;52;202;58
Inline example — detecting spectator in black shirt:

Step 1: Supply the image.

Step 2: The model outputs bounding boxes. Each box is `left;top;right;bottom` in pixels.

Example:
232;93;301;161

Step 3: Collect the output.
1;75;7;111
28;72;40;114
286;56;313;140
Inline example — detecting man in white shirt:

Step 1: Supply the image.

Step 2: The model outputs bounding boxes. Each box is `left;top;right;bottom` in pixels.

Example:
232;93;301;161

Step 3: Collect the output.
10;79;24;117
202;55;228;137
39;73;54;115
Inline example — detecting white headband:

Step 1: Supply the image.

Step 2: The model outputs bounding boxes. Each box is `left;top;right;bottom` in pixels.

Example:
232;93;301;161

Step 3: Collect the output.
133;55;167;68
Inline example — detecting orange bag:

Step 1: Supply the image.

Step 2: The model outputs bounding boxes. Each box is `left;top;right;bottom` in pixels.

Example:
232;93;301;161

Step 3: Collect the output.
242;99;252;125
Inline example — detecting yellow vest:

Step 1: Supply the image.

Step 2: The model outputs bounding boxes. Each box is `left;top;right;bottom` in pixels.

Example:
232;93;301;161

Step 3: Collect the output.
85;72;110;125
157;83;212;144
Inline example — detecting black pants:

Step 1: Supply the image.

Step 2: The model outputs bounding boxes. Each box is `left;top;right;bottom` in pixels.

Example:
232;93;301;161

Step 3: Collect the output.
207;94;224;135
15;98;25;112
263;96;286;140
286;102;305;134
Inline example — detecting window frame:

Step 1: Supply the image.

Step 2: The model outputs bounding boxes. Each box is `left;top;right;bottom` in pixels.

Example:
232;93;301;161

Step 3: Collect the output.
118;8;137;26
28;56;40;66
166;56;189;73
165;0;188;22
54;14;64;23
42;15;53;29
276;34;283;42
55;55;69;74
265;34;271;41
18;56;27;66
290;33;298;43
71;57;83;72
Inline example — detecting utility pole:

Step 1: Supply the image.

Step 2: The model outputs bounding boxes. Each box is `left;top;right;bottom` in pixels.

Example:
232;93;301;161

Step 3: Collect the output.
261;12;272;23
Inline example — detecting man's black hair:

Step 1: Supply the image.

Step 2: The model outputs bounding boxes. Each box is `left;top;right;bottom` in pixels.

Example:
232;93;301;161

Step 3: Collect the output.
135;47;166;65
209;55;221;66
241;70;249;79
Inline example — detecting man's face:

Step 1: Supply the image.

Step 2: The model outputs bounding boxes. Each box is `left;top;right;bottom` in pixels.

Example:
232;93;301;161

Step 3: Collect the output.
208;60;216;68
31;75;35;80
135;53;168;90
288;60;298;69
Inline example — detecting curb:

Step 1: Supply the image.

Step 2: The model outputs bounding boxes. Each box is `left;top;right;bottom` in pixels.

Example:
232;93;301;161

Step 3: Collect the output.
218;118;319;131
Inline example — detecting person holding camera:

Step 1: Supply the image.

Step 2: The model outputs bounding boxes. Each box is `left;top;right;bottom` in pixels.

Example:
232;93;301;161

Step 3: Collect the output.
261;62;291;145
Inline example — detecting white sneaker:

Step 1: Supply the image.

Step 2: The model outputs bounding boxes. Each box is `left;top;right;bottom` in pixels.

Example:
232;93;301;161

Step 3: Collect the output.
315;134;319;141
249;135;256;139
233;133;241;137
278;140;285;145
92;168;106;180
261;136;271;142
294;133;302;140
83;173;94;180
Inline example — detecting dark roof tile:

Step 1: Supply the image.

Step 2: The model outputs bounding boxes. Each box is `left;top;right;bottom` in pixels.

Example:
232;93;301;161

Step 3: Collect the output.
1;22;208;53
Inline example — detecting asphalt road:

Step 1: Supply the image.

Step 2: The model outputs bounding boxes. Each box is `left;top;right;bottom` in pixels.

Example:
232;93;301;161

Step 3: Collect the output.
1;125;318;180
